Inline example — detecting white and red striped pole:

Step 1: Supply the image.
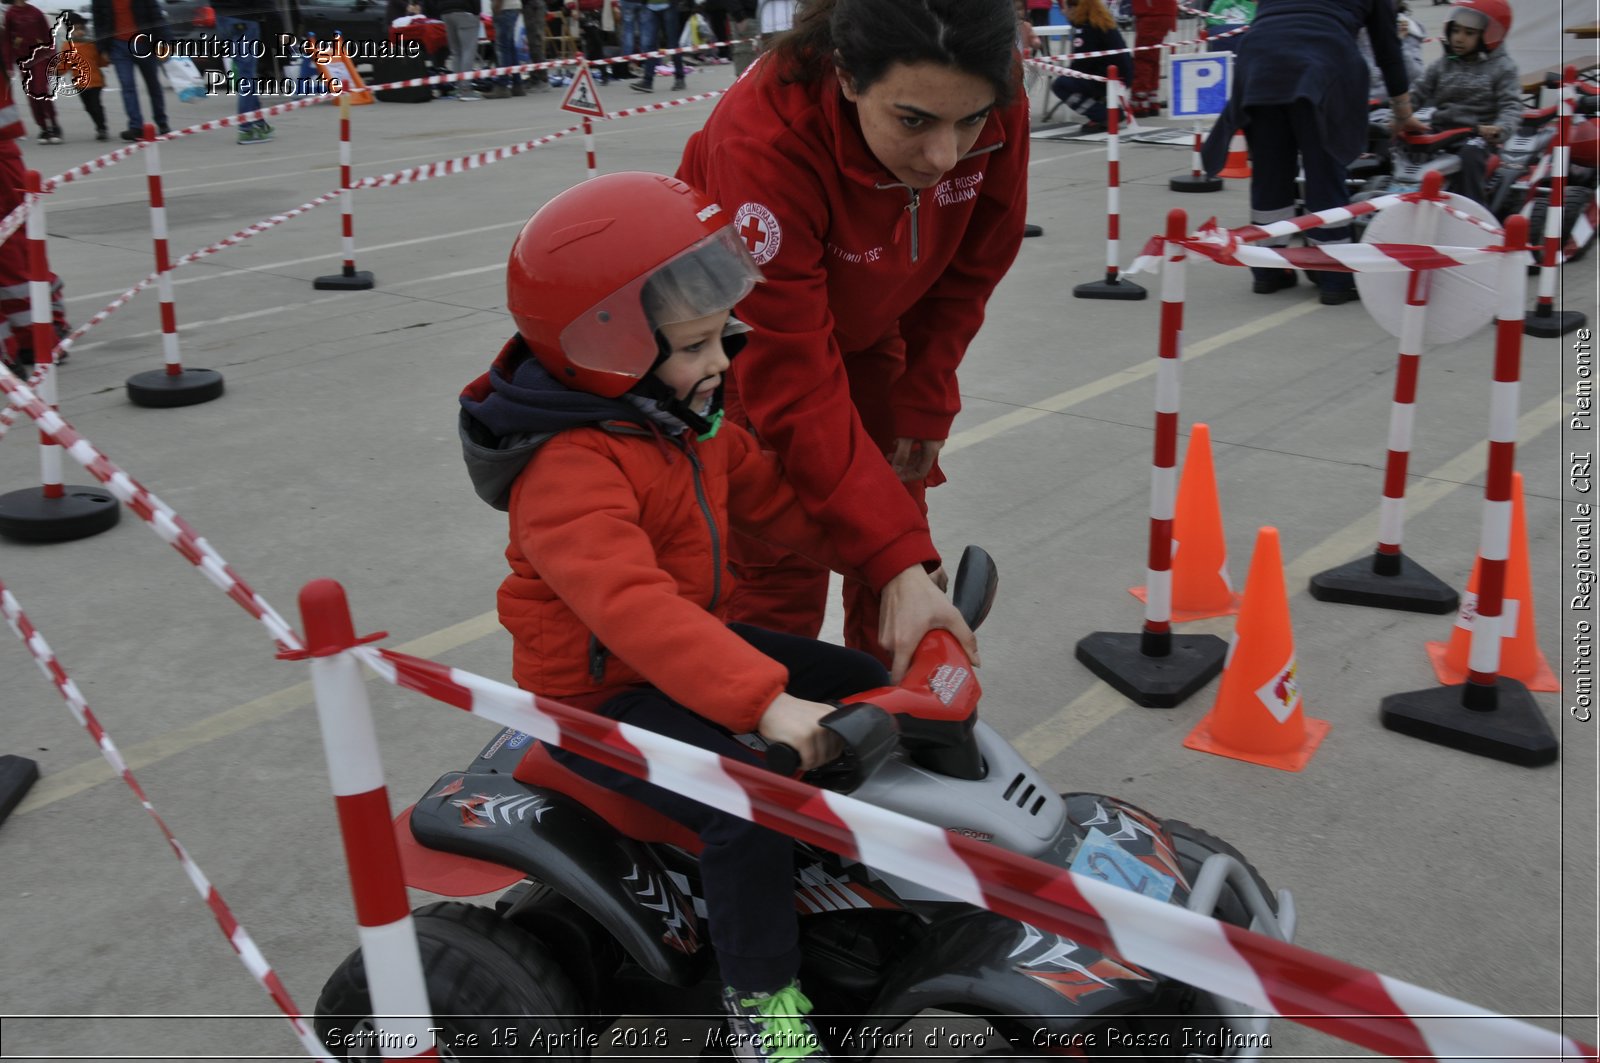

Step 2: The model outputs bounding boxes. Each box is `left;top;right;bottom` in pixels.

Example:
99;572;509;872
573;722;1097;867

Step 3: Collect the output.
146;122;180;378
1310;171;1459;612
1381;215;1557;765
1376;182;1437;565
124;125;225;408
314;93;375;291
1075;208;1225;706
1169;120;1222;192
26;170;60;501
1074;67;1146;299
1525;65;1586;337
584;115;597;180
1463;213;1527;704
299;579;439;1059
0;173;120;542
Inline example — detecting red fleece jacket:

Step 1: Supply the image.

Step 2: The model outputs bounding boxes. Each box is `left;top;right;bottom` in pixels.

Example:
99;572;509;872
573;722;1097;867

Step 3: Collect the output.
677;58;1029;590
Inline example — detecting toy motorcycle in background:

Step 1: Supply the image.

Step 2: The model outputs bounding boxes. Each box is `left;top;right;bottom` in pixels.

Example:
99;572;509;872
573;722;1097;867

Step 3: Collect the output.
1485;79;1599;266
315;548;1296;1060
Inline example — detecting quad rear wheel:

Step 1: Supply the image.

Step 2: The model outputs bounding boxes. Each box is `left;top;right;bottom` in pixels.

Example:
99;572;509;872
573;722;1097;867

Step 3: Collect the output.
315;901;590;1060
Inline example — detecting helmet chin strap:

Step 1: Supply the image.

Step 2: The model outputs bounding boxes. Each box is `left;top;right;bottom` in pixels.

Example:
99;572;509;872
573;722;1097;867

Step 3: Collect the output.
633;324;747;439
632;373;724;438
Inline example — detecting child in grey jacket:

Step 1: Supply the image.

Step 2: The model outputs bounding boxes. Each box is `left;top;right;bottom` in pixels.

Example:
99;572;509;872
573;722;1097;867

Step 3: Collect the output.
1400;1;1521;206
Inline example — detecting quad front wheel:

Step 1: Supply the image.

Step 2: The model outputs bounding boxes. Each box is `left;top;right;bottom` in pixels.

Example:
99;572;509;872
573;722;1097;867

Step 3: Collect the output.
315;901;590;1060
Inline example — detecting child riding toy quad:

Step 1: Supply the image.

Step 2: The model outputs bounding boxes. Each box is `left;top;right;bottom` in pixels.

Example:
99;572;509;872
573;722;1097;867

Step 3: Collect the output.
314;548;1296;1059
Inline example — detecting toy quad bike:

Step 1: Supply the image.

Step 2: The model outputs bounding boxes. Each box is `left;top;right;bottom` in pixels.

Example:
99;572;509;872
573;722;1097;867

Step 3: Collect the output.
315;548;1296;1059
1483;76;1600;267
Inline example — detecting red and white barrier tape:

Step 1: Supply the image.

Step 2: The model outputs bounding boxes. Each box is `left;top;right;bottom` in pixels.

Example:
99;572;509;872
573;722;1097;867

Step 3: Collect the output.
50;189;342;362
351;37;746;96
1131;237;1515;275
0;196;28;246
1026;20;1246;72
346;640;1595;1063
351;126;582;188
0;580;333;1062
0;373;303;654
42;142;149;193
598;87;727;122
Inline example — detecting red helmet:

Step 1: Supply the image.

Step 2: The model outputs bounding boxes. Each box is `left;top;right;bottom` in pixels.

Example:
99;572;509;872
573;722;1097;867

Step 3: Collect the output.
507;172;762;398
1570;119;1599;170
1446;0;1511;51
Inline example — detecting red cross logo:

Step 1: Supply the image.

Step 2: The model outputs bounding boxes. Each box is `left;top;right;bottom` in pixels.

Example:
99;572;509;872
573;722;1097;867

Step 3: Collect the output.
734;203;781;264
740;216;767;253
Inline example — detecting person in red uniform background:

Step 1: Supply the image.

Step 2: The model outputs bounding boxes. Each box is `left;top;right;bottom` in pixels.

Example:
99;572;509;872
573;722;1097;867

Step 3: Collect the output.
0;32;69;376
1129;0;1177;117
676;0;1025;681
4;0;59;143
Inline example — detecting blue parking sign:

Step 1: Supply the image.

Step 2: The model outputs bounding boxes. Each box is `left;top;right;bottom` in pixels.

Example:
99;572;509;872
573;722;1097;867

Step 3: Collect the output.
1169;53;1232;120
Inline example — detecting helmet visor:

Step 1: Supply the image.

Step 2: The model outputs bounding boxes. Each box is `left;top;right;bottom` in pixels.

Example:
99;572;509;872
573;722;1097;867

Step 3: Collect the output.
1448;7;1489;31
560;227;763;379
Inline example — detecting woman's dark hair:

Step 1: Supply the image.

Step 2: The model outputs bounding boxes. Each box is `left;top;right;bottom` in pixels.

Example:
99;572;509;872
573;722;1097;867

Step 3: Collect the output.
769;0;1020;107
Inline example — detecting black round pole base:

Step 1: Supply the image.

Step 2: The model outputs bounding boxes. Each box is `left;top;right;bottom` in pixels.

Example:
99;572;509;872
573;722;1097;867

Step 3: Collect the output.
313;269;375;291
1380;678;1557;767
1523;308;1587;338
0;485;120;543
1073;277;1148;301
0;754;39;828
126;367;225;408
1074;629;1227;708
1308;551;1458;614
1169;174;1223;193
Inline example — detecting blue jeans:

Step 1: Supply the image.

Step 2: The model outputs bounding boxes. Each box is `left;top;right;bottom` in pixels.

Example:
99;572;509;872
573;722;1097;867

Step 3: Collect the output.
216;16;263;126
106;37;168;133
636;3;683;86
494;9;521;86
618;0;643;61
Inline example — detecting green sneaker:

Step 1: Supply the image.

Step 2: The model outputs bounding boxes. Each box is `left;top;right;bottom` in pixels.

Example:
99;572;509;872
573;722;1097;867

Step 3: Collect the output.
237;124;275;146
720;981;830;1062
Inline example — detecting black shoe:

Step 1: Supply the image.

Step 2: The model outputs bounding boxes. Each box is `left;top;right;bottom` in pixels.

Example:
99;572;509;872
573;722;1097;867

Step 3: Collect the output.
1319;287;1360;306
1250;269;1298;294
120;128;140;141
157;123;170;136
1078;120;1106;135
1023;222;1044;238
95;127;108;141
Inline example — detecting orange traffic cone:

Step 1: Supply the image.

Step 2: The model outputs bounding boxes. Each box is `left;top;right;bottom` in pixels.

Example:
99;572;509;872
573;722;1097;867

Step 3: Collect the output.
1425;473;1558;690
1217;130;1251;179
1185;527;1330;772
1132;424;1242;621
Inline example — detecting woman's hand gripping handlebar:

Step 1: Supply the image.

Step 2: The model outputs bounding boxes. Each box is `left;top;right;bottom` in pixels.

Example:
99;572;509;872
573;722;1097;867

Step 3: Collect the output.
763;546;999;791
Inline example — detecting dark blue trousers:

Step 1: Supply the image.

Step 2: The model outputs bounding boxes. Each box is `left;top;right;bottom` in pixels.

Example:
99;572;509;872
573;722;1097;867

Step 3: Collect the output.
1243;101;1356;293
548;624;888;991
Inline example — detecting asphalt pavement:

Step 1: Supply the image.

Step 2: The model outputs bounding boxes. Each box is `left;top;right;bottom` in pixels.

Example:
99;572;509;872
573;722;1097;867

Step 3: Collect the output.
0;19;1595;1062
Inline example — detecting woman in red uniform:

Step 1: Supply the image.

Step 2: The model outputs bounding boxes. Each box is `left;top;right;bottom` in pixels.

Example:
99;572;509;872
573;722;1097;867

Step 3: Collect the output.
676;0;1027;681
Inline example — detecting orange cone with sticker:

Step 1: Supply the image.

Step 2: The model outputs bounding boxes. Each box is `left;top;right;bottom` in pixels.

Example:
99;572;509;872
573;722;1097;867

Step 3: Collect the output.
1217;130;1251;179
1184;527;1329;771
1425;473;1558;690
1132;424;1241;620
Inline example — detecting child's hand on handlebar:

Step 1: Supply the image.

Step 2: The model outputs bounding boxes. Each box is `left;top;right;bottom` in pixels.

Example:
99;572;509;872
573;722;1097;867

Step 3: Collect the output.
879;564;980;684
758;693;844;771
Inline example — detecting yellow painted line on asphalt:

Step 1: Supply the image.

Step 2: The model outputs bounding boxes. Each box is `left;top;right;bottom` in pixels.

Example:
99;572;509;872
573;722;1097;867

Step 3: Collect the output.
14;611;505;816
944;299;1323;456
1015;392;1567;769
